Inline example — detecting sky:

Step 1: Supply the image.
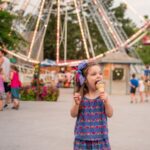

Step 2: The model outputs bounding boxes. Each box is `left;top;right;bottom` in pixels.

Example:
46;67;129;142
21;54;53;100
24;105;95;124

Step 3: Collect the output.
114;0;150;26
13;0;150;26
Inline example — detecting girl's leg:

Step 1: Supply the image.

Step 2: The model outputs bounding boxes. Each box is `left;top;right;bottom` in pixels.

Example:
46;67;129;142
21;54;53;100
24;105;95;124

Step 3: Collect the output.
140;92;144;103
15;99;20;109
145;90;148;102
131;93;134;103
12;99;19;109
11;88;20;109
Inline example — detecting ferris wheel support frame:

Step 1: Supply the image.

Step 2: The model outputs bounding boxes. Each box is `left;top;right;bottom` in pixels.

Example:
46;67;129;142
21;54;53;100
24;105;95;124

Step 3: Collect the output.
3;0;150;67
27;0;46;59
73;0;90;59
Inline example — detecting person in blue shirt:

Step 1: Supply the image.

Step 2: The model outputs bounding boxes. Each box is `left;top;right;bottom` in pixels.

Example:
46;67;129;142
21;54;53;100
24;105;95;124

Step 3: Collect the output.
129;73;139;103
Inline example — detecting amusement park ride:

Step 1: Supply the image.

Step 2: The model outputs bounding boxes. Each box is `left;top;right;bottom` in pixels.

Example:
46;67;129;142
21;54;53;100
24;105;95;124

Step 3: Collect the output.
1;0;150;67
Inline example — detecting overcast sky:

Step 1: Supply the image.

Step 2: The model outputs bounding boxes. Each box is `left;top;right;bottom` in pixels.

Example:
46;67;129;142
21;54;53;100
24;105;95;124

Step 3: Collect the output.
114;0;150;26
15;0;150;26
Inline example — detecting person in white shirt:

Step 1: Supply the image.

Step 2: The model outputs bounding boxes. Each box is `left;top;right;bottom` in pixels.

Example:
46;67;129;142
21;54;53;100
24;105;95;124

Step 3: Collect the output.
139;75;145;103
0;50;11;108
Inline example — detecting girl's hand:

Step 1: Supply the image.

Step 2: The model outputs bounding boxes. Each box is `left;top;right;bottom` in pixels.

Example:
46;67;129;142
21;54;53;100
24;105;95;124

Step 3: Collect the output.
73;93;81;105
99;92;109;104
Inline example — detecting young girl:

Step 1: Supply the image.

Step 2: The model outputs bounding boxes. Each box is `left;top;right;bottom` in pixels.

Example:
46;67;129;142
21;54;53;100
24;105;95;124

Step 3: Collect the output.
70;61;113;150
139;75;145;103
10;65;21;110
0;68;5;111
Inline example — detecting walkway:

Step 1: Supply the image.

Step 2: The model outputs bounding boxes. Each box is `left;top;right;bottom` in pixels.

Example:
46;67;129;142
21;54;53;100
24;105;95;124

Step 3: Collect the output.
0;88;150;150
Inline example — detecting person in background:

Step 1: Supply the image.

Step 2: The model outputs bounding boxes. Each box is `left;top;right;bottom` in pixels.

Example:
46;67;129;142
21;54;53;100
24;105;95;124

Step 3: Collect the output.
10;65;21;110
144;65;150;102
70;61;113;150
129;73;139;103
138;75;145;103
0;50;11;109
0;68;5;111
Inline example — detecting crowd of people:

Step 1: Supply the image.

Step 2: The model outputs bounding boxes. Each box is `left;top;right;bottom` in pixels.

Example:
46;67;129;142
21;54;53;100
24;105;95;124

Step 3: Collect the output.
0;50;21;111
129;65;150;103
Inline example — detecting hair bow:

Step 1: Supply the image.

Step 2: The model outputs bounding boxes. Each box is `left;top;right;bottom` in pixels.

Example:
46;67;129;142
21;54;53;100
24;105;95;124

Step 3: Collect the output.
76;61;87;86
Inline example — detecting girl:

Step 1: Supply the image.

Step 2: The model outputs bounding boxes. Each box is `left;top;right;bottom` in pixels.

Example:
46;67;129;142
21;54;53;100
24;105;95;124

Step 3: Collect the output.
0;68;5;111
10;65;21;110
70;61;113;150
139;75;145;103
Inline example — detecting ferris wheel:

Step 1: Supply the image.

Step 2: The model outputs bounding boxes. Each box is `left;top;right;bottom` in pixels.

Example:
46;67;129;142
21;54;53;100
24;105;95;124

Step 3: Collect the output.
3;0;150;66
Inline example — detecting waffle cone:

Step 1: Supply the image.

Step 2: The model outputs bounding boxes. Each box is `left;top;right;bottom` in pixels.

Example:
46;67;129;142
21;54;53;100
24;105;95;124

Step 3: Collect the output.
96;81;105;93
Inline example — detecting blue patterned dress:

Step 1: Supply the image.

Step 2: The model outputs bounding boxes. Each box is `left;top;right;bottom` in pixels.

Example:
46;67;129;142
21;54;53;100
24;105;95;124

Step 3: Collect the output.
74;96;111;150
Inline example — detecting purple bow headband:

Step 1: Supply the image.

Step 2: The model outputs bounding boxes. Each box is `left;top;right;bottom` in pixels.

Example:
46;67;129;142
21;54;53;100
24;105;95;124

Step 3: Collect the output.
76;61;87;86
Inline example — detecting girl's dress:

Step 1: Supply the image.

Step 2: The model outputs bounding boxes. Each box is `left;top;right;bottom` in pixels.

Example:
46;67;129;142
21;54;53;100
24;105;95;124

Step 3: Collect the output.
139;80;145;92
74;96;111;150
11;71;21;99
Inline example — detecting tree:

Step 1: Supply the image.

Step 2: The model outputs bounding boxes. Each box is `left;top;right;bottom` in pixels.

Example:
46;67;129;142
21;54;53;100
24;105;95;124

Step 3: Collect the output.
43;4;108;60
137;45;150;64
0;8;23;50
112;3;137;37
43;1;148;63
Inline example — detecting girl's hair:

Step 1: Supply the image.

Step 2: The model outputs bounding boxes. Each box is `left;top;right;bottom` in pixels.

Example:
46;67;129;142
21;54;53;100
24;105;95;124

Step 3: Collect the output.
74;61;99;98
11;65;19;72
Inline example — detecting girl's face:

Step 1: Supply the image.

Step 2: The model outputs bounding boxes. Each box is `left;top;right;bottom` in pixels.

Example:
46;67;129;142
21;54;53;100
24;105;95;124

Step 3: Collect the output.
86;65;103;90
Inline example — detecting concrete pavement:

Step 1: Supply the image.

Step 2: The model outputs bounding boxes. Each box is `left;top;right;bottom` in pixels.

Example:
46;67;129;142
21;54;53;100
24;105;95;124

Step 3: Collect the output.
0;88;150;150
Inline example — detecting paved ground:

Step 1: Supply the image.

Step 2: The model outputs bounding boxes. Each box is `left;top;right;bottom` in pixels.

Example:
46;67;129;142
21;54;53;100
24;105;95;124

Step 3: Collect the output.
0;88;150;150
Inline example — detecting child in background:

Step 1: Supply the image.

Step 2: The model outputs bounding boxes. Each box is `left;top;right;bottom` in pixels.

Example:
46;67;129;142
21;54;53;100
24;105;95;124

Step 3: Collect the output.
129;73;139;103
139;75;145;103
0;68;5;111
70;61;113;150
10;65;21;110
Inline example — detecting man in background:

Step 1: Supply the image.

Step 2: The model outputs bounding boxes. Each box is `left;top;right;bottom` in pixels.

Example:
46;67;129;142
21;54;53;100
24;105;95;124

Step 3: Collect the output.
0;50;11;108
144;65;150;102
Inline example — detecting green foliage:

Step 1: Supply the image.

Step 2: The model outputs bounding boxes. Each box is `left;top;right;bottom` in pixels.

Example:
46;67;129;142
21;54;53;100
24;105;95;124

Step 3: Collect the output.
43;2;139;60
20;85;59;101
112;3;137;37
44;13;108;60
0;10;24;49
136;45;150;64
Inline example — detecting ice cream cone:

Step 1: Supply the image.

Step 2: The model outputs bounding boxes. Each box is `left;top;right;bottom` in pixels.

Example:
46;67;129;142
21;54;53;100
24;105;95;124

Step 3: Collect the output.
96;81;105;93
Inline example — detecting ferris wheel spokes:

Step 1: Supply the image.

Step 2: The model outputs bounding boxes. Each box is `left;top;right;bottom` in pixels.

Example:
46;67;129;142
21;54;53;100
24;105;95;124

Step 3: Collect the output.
2;0;150;67
73;0;90;60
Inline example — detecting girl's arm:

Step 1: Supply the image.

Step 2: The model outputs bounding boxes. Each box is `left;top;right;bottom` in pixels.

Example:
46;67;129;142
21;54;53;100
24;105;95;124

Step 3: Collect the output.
1;70;6;81
70;103;80;118
2;74;6;81
100;93;113;118
70;93;81;118
10;71;13;80
104;99;113;118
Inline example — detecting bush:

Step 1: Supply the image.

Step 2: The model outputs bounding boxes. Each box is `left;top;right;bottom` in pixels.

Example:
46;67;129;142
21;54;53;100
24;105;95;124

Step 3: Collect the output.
20;85;59;101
